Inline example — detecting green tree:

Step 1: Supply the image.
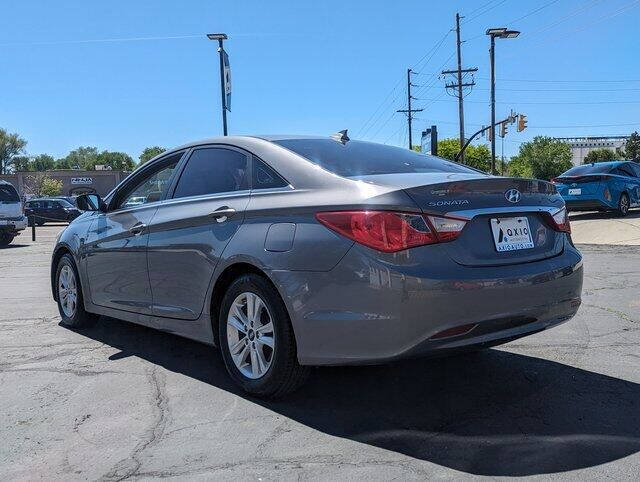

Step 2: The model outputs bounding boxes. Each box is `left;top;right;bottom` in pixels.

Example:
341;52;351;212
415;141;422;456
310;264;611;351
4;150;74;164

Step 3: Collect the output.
508;136;573;180
0;128;27;174
41;177;63;196
59;146;99;170
12;156;32;171
139;146;166;165
583;148;621;164
506;155;534;178
624;131;640;161
436;138;491;172
32;154;56;171
93;150;135;171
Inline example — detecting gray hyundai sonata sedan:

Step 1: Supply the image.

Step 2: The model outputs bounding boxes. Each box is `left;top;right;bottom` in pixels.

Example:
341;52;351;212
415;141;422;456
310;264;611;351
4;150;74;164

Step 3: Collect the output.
51;134;583;398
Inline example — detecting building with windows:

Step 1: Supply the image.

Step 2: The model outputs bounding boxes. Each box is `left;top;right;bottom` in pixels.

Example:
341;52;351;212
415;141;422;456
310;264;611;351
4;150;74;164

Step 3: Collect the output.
555;136;629;166
0;169;129;199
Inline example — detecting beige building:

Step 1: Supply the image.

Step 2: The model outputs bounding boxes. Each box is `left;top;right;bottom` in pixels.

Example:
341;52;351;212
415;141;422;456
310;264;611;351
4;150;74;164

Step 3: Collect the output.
555;136;629;166
0;169;129;199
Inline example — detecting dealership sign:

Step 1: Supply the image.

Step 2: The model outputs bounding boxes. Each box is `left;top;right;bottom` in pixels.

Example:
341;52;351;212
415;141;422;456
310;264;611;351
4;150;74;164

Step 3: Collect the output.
71;177;93;185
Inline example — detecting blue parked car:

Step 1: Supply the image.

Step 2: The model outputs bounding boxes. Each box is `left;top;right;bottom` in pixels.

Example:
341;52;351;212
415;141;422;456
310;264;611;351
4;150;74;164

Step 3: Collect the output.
553;161;640;216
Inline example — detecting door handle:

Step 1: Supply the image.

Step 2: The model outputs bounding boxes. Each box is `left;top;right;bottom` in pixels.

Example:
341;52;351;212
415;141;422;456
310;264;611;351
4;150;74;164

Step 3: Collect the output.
129;223;147;235
209;207;236;223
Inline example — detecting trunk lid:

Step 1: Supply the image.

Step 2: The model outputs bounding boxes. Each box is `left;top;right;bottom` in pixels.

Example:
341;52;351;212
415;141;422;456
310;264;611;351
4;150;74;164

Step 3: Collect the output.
554;174;604;196
358;174;565;267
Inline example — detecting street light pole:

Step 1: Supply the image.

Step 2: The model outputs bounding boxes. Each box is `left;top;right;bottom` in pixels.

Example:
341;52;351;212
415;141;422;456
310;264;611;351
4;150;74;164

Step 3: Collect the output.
207;33;228;136
489;34;496;174
486;27;520;175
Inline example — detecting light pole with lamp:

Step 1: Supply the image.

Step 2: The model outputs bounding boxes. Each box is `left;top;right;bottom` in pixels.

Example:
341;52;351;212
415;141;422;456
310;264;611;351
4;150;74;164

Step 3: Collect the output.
486;27;519;174
207;33;229;136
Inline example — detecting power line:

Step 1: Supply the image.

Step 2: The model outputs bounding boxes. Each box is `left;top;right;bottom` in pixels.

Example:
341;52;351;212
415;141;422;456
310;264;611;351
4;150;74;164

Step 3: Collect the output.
463;0;509;24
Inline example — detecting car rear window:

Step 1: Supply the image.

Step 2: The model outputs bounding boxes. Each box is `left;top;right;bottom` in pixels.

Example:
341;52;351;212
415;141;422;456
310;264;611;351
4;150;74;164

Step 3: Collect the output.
561;164;615;176
0;184;19;202
272;139;477;177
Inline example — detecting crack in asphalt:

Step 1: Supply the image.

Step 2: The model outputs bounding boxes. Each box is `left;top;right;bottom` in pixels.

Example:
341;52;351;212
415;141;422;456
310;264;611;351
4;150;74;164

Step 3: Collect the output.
99;366;169;481
584;303;637;323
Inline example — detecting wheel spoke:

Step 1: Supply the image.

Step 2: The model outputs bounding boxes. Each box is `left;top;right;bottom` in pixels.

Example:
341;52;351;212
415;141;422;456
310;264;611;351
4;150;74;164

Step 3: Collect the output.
232;344;249;367
250;349;259;377
255;346;268;373
231;303;248;326
229;337;246;354
251;297;265;324
256;321;273;335
227;316;247;334
257;335;274;349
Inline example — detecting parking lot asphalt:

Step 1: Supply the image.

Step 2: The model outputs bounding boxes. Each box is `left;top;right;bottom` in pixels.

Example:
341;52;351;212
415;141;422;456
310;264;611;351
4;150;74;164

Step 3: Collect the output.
1;224;638;480
569;210;640;245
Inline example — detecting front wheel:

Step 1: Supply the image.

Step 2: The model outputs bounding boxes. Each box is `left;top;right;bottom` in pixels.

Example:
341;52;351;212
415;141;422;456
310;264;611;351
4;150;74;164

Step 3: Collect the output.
219;273;309;399
55;254;98;327
0;234;15;247
618;192;630;217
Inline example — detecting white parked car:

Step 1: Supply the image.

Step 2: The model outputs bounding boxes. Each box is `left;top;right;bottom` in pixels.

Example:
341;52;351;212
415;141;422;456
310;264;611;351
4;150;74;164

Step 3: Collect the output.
0;181;27;247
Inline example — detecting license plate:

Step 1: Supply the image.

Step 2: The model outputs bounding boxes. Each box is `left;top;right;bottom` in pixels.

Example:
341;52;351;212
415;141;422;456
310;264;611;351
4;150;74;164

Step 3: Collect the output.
568;188;581;195
490;217;534;252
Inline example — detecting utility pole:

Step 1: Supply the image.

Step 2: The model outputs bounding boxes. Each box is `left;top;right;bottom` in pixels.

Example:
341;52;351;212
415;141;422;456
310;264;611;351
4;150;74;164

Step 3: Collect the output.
397;69;423;149
441;13;477;162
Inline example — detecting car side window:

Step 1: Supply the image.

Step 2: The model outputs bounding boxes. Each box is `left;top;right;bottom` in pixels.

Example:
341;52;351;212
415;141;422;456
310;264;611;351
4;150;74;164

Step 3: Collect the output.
619;165;635;177
117;153;183;209
172;148;248;199
253;158;289;189
626;163;640;177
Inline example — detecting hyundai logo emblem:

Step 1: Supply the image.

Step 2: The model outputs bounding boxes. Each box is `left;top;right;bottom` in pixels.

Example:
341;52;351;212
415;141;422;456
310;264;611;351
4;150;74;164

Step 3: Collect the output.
505;189;521;203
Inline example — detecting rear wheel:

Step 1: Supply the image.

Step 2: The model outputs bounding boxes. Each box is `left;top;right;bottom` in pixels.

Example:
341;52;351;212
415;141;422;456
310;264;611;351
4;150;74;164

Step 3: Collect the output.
618;192;630;217
219;273;309;399
0;234;14;247
55;254;98;327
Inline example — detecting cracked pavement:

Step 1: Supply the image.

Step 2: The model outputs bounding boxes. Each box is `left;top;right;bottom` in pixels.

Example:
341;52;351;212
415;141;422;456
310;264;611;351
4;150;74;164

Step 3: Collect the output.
1;225;638;480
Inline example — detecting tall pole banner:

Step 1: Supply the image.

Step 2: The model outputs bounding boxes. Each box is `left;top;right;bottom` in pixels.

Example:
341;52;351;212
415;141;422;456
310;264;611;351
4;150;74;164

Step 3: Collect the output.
223;50;232;111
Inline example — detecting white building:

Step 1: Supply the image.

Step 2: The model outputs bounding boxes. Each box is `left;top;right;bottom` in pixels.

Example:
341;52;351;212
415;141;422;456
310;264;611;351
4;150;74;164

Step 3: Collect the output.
555;136;629;166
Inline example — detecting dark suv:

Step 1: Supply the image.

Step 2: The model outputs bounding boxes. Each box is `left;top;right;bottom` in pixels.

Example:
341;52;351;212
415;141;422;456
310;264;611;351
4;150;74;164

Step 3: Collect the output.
25;198;82;225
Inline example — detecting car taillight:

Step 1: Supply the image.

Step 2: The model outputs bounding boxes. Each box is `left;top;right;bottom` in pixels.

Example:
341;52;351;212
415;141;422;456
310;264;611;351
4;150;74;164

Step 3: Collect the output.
315;211;466;252
550;207;571;234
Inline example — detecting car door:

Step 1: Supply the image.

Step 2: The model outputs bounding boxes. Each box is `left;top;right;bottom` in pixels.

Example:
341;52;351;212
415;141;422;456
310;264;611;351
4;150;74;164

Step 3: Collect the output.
147;146;251;320
624;162;640;206
49;201;65;221
84;153;183;314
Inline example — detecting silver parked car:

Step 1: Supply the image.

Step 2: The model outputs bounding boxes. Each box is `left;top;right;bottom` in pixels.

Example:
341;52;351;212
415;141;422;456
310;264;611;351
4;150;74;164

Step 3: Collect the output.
51;135;583;398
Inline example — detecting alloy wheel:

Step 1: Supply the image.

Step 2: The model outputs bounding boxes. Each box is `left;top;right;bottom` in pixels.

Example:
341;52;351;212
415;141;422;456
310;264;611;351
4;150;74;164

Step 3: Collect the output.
58;265;78;318
226;291;275;379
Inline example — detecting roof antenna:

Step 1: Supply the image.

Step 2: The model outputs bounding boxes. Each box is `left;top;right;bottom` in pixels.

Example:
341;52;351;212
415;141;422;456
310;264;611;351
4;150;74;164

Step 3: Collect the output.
331;129;350;144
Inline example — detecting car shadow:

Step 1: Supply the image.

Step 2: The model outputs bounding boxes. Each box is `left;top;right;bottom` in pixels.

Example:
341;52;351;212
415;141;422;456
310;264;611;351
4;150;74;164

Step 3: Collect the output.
0;244;30;249
569;210;640;221
67;317;640;477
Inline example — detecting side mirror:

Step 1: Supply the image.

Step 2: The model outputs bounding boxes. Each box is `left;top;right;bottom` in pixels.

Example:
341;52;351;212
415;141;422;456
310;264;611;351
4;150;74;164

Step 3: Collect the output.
76;193;106;212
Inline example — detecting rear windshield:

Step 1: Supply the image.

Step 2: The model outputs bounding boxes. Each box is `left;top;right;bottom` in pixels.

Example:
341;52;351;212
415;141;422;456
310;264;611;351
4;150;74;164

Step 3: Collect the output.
0;184;19;202
560;164;615;176
272;139;477;177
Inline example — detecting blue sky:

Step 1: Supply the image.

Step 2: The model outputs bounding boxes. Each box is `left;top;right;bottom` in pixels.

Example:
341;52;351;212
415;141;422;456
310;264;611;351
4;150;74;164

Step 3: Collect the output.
2;0;639;162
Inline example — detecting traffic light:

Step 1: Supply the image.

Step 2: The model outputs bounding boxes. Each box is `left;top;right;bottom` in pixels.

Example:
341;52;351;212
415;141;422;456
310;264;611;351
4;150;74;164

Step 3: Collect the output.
517;114;528;132
499;122;508;138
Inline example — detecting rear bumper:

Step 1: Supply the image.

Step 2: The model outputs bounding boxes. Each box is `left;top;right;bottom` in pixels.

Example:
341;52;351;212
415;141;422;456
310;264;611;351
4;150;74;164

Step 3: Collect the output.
271;238;583;366
564;197;614;211
0;216;27;233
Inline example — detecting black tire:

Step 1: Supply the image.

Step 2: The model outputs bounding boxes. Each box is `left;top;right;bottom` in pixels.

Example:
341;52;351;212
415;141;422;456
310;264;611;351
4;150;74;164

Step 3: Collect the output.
617;192;630;217
37;219;45;226
55;254;98;327
218;273;310;399
0;234;14;247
